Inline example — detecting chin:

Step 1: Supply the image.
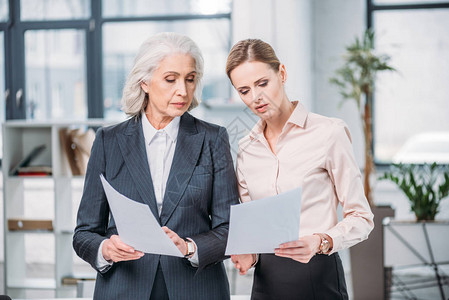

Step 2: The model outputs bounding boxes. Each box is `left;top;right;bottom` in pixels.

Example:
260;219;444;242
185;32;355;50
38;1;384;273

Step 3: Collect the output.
172;109;188;117
256;111;274;121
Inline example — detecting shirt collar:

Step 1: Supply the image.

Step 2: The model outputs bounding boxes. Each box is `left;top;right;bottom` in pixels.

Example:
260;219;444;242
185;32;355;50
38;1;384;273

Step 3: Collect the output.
249;101;309;140
288;101;308;128
141;112;180;144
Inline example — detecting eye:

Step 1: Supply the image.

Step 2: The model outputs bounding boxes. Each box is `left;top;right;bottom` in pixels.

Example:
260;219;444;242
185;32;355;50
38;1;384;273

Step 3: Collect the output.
259;80;268;87
239;89;249;95
186;76;195;83
165;76;175;83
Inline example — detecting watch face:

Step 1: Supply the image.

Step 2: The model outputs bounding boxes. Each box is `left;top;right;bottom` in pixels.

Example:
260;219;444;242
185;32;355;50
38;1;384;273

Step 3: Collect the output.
322;239;330;252
187;241;195;254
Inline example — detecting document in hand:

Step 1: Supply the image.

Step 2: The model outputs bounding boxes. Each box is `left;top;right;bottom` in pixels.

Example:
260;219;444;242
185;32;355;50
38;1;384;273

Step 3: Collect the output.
225;187;302;255
99;174;183;257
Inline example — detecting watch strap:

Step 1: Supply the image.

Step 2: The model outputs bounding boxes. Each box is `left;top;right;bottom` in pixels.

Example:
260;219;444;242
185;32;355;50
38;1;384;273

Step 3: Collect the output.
184;239;195;258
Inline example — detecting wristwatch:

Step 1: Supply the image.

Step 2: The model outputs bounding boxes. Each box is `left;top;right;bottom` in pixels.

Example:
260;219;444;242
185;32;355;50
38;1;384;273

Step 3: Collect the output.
316;234;331;255
184;240;195;258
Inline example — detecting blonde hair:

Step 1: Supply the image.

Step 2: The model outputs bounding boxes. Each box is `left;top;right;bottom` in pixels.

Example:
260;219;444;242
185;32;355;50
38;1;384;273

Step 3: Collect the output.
226;39;280;84
121;32;204;117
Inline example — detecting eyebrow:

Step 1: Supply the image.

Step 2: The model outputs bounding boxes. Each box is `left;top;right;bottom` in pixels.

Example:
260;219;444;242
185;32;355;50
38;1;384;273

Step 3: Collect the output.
163;71;197;76
236;77;267;90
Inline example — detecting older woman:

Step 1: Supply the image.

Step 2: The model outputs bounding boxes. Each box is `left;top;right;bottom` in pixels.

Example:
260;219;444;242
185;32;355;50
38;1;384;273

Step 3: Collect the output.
227;39;374;299
73;32;239;300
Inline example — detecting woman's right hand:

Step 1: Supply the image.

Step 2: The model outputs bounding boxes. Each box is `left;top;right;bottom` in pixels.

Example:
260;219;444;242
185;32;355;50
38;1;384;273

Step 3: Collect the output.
102;235;144;262
231;254;256;275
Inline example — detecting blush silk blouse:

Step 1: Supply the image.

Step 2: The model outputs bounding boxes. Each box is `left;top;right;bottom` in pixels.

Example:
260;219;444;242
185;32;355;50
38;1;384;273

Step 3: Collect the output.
236;101;374;254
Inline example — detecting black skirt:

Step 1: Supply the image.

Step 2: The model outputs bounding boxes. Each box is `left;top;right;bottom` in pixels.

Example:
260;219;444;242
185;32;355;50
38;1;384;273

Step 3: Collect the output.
251;253;348;300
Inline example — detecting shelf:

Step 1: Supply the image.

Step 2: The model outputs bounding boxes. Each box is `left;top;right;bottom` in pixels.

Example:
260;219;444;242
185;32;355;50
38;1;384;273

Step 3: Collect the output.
2;120;107;296
7;175;53;180
7;278;57;289
3;118;115;128
7;230;54;234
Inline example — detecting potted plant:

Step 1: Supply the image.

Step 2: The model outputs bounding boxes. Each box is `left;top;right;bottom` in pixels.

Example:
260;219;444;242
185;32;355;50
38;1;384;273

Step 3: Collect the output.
380;163;449;221
330;29;396;300
330;28;395;205
379;163;449;299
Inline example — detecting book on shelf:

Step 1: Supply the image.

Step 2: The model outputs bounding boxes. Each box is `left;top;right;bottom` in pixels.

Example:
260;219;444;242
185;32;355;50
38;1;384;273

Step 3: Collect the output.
9;144;47;176
17;165;52;176
59;127;95;176
62;274;96;285
7;218;53;231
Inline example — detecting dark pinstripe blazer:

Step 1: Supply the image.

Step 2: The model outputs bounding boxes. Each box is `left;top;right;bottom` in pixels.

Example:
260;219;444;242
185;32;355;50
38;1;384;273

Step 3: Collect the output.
73;112;239;300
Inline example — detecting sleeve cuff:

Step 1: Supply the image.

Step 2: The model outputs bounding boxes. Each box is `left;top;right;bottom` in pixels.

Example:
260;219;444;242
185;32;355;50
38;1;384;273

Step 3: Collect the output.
324;229;341;255
251;254;259;268
186;238;199;267
96;239;113;272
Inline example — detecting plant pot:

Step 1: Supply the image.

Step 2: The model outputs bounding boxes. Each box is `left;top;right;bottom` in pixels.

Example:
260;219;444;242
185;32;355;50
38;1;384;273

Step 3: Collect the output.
350;205;395;300
383;219;449;300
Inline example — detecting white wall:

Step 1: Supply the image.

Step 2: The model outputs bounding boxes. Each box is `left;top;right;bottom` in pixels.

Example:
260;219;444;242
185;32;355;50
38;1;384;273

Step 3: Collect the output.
312;0;366;167
232;0;313;109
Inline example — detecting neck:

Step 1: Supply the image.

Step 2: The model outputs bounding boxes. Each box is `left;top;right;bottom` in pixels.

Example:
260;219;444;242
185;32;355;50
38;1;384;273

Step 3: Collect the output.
264;99;295;137
145;109;174;130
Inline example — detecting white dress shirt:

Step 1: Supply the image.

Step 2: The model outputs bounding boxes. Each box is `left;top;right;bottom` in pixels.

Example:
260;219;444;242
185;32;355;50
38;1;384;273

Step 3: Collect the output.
142;113;180;215
96;113;198;271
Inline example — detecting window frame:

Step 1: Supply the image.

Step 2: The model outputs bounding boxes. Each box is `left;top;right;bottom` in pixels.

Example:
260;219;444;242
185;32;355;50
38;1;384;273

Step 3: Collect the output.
4;0;232;120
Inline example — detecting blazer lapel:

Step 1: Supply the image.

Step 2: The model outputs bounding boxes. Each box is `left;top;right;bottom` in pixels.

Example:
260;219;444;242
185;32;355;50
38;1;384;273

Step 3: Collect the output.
116;117;160;223
160;113;205;226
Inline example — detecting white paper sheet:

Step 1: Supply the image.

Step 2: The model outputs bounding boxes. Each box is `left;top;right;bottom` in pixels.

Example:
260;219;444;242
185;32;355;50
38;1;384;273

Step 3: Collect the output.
100;174;183;257
225;187;302;255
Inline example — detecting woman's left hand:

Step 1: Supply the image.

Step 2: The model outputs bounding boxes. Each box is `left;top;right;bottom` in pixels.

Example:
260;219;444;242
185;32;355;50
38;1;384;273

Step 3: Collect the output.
275;235;321;263
162;226;187;256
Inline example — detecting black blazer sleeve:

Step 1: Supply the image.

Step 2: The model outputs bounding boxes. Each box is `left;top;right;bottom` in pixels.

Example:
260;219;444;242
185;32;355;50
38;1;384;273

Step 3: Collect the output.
190;126;239;271
72;128;113;273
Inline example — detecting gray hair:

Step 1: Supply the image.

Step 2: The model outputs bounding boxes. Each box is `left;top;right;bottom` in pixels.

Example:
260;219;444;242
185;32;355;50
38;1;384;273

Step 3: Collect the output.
121;32;204;117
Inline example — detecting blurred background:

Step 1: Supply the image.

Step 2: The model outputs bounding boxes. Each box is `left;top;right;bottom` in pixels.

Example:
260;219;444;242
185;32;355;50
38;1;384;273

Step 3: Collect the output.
0;0;448;299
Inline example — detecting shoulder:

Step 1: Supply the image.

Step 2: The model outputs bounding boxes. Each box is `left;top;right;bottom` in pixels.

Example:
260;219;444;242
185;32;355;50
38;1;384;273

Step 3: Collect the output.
237;134;252;152
306;113;352;145
237;119;263;153
99;117;136;137
307;112;346;129
307;112;351;140
186;113;227;143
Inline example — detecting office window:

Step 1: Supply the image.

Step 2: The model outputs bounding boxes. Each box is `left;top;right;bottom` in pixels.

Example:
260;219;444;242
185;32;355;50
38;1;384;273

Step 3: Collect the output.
102;19;230;119
0;0;7;21
373;7;449;164
25;30;87;120
102;0;231;17
0;31;4;157
4;1;232;121
20;0;90;20
374;0;449;4
0;31;3;120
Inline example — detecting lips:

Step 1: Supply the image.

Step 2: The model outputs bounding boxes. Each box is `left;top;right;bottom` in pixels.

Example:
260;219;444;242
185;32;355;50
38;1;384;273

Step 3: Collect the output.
172;102;187;108
255;103;268;112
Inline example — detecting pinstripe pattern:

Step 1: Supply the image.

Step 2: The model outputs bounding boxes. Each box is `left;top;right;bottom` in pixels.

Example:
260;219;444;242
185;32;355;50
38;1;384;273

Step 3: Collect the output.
73;113;239;300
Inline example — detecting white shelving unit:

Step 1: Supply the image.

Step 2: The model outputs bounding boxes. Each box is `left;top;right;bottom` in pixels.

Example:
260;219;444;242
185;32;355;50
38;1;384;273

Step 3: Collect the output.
2;119;111;298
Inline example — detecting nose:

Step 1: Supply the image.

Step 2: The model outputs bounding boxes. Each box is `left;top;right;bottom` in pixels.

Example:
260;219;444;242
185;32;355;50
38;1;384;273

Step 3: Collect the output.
252;89;262;103
177;81;187;97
